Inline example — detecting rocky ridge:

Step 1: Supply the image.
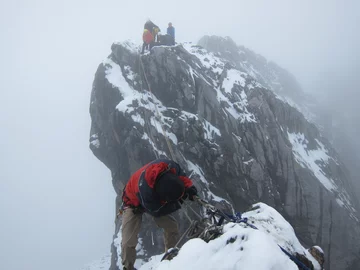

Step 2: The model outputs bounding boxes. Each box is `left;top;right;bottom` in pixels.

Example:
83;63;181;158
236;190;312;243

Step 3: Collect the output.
89;37;360;269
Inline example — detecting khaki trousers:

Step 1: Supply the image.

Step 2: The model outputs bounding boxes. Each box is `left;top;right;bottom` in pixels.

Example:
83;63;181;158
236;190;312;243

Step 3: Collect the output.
121;208;179;270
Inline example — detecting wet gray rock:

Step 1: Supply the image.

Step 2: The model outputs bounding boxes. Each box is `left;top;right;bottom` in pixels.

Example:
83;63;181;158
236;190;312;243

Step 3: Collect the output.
90;38;360;270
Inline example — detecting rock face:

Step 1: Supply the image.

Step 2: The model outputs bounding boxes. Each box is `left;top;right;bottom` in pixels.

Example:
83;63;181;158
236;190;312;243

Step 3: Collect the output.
89;37;360;270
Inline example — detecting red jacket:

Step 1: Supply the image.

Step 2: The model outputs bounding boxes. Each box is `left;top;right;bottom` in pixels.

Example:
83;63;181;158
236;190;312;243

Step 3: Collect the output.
143;29;154;44
123;159;193;216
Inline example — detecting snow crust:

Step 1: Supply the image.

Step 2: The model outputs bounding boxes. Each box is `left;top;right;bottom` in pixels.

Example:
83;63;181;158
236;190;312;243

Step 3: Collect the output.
82;203;322;270
243;203;305;253
137;203;319;270
141;227;297;270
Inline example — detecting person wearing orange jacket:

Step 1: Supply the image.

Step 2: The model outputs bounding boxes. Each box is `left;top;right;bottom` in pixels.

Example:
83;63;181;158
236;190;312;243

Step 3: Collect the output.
120;158;198;270
141;20;161;53
141;28;154;54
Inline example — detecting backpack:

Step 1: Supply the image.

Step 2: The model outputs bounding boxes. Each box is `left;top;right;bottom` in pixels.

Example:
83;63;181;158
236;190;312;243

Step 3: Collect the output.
159;34;175;46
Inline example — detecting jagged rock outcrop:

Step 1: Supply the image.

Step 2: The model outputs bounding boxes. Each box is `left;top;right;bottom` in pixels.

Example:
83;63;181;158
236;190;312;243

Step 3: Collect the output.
199;36;360;199
198;35;320;123
89;37;360;270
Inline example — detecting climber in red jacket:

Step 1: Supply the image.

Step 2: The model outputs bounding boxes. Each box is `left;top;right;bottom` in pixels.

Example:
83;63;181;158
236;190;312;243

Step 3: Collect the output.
120;158;198;270
141;28;154;54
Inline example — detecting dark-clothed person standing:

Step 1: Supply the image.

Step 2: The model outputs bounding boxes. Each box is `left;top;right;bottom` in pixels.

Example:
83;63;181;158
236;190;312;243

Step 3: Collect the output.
167;22;175;45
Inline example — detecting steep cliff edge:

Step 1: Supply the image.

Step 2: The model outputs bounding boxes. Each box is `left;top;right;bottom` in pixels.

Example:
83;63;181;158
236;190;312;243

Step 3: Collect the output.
89;37;360;269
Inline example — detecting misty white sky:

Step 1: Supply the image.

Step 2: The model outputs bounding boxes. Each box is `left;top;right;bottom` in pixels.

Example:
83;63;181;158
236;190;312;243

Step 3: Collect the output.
0;1;359;270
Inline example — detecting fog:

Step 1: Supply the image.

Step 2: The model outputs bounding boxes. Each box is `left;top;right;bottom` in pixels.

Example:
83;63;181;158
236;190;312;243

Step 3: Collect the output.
1;1;359;269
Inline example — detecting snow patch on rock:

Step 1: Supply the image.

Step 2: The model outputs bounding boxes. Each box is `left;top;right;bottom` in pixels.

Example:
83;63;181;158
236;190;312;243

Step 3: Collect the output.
215;85;256;123
287;132;336;191
103;57;139;114
222;69;247;93
90;134;100;148
114;39;140;54
182;42;225;74
287;132;356;217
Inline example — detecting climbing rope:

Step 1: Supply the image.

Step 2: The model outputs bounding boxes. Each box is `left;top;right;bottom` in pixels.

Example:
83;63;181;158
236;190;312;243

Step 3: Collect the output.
137;53;312;270
279;246;312;270
162;197;312;270
137;55;159;159
139;54;177;162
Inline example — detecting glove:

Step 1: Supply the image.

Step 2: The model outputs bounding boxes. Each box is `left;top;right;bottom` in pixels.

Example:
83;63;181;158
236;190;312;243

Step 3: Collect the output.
184;186;198;201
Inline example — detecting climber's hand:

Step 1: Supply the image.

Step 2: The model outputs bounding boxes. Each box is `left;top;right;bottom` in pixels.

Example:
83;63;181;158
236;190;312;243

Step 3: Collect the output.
184;186;198;201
